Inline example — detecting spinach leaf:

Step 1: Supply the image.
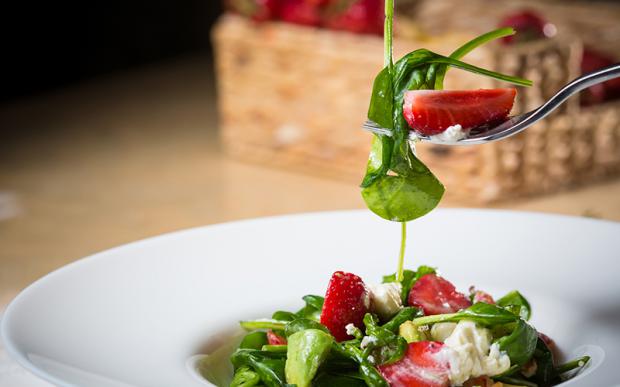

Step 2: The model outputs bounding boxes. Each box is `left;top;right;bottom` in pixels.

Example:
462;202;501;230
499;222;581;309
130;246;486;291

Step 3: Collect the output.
231;366;262;387
295;295;324;321
362;40;532;223
332;341;390;387
383;266;436;303
284;318;330;338
382;307;423;332
496;319;538;366
240;331;269;350
272;311;297;322
412;302;518;326
230;349;288;387
285;329;333;387
363;313;408;365
497;290;532;321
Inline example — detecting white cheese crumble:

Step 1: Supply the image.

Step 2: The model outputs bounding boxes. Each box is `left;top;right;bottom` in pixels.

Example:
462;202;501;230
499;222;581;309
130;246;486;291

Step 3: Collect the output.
435;320;511;386
361;335;378;349
345;323;358;336
368;282;403;320
429;124;467;142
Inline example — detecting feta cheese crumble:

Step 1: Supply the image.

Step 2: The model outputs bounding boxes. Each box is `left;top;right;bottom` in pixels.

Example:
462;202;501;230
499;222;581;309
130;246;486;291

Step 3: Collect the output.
361;335;378;348
435;320;511;385
345;323;358;336
429;124;467;142
368;282;403;320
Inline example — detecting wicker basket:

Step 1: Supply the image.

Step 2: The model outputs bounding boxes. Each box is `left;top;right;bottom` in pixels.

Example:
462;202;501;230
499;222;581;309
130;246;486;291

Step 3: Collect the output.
213;13;620;203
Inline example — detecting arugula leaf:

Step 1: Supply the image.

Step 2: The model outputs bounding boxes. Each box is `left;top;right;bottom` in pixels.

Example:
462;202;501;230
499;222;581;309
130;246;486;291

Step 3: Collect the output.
295;295;324;321
497;290;532;321
496;319;538;366
412;302;519;326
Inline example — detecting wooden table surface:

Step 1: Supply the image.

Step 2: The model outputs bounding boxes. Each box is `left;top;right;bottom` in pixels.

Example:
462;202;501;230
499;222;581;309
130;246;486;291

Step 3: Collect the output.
1;55;619;303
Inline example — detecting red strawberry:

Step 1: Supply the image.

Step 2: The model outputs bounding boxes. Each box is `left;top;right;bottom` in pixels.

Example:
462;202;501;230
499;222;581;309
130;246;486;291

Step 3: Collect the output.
227;0;280;22
402;89;517;136
266;330;287;345
498;10;551;45
408;274;471;315
324;0;384;35
320;271;369;341
581;47;620;105
378;341;450;387
279;0;322;26
472;290;495;304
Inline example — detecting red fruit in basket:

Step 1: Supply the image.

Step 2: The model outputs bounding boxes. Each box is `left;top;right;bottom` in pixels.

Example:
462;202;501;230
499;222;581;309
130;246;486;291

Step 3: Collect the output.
499;10;552;44
280;0;322;26
227;0;280;22
408;274;471;315
320;271;369;341
324;0;384;35
402;89;517;136
581;47;620;105
266;330;287;345
378;341;450;387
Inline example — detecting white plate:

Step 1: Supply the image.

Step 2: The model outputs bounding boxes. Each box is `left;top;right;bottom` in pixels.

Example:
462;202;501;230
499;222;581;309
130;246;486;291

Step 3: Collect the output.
2;209;620;387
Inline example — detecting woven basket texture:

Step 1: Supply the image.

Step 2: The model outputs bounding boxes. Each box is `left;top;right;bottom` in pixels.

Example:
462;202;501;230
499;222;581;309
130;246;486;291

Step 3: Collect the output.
213;2;620;203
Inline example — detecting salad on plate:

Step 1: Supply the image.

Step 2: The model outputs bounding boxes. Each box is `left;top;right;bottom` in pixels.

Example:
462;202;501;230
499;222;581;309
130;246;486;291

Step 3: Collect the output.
211;0;590;386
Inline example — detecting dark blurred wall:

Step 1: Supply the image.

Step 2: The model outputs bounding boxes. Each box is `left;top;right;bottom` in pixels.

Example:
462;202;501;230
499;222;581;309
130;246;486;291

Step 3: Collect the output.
1;1;223;102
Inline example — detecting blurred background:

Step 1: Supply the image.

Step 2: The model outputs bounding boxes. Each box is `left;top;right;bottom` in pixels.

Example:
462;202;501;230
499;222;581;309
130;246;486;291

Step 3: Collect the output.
1;0;620;302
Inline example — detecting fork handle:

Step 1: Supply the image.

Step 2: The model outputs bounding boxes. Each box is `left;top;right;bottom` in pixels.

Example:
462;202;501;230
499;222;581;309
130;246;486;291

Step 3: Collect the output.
549;63;620;107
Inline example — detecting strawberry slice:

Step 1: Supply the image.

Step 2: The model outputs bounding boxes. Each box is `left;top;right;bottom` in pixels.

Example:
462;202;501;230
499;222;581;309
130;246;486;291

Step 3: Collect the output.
378;341;450;387
320;271;369;341
266;330;287;345
472;290;495;305
402;89;517;136
408;274;471;315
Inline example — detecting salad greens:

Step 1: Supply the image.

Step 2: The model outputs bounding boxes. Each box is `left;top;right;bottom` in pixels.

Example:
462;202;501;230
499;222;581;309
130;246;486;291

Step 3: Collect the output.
227;268;590;387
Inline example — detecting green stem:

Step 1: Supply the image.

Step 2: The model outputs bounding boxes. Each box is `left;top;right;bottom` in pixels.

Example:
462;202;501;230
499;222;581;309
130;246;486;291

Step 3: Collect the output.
397;222;406;282
240;320;286;331
411;312;459;326
261;345;288;353
556;356;590;374
384;0;394;70
434;27;517;89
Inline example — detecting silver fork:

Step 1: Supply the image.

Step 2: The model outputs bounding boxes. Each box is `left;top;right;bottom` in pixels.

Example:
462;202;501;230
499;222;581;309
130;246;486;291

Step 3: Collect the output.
362;63;620;145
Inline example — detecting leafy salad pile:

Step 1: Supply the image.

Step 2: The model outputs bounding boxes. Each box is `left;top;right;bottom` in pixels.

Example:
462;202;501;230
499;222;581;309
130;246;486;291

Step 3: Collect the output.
226;266;589;387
